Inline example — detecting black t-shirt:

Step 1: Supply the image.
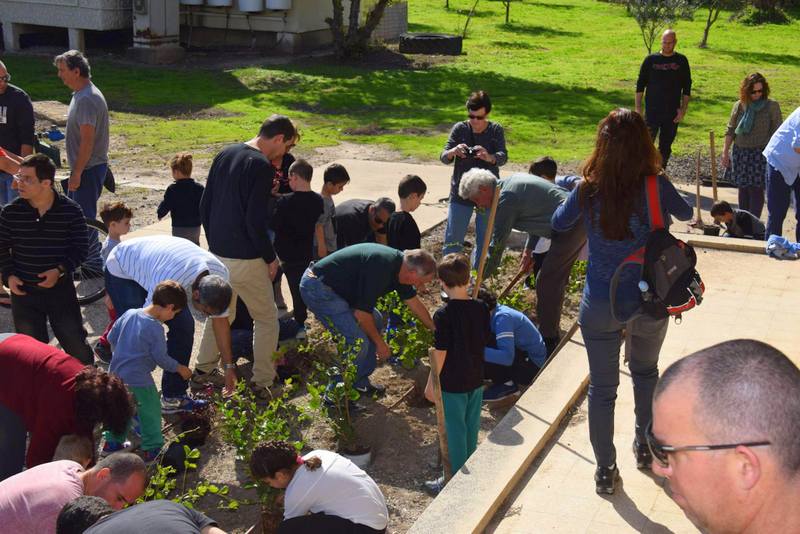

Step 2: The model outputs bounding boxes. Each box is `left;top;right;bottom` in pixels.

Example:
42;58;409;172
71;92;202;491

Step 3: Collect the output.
434;299;491;393
636;52;692;119
85;500;217;534
335;199;386;249
312;243;416;312
0;84;35;155
387;211;421;251
271;190;325;263
157;178;205;227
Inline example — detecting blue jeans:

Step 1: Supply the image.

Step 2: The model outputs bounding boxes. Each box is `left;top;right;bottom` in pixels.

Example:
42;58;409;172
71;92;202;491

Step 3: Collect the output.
579;295;668;467
766;164;800;242
299;270;382;389
0;172;19;206
105;270;194;398
65;164;106;269
0;402;26;481
443;200;487;268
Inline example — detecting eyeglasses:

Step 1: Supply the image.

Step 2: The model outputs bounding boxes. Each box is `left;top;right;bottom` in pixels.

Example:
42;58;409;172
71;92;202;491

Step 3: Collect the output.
645;422;771;468
751;89;764;95
468;113;487;120
374;216;387;227
0;75;10;82
13;174;39;185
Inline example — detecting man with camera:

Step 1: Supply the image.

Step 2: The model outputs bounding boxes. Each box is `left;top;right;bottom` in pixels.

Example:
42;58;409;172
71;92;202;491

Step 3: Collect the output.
440;90;507;267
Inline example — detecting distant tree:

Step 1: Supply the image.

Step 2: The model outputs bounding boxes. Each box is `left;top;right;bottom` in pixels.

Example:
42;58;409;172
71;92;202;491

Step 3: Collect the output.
626;0;695;53
698;0;745;47
501;0;513;23
327;0;393;58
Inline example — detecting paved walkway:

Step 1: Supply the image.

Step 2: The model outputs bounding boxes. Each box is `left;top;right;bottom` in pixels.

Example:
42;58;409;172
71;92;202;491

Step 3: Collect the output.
487;248;800;533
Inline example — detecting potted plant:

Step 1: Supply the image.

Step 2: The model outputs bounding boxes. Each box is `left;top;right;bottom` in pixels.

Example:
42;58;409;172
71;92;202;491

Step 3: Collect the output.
307;333;371;467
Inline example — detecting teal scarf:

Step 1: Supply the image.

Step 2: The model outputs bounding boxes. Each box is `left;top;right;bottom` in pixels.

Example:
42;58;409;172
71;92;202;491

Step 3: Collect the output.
735;99;767;135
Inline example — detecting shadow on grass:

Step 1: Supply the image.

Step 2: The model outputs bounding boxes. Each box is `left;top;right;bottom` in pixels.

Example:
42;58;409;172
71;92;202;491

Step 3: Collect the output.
713;48;800;67
499;21;581;37
490;40;548;50
521;0;578;8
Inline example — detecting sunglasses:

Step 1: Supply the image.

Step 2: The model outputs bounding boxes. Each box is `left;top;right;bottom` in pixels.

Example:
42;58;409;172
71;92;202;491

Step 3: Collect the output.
645;422;771;468
0;75;10;82
468;113;487;120
374;216;387;226
751;89;764;95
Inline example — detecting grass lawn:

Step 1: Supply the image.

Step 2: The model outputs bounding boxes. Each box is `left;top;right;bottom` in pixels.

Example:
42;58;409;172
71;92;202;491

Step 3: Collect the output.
6;0;799;165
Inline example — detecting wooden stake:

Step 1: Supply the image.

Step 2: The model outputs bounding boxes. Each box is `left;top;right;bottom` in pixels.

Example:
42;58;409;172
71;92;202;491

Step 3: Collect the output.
695;148;703;225
430;350;452;481
709;131;718;201
472;185;502;298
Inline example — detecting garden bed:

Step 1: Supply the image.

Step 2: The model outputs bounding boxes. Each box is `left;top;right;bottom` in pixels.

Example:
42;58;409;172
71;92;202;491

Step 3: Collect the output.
147;223;584;533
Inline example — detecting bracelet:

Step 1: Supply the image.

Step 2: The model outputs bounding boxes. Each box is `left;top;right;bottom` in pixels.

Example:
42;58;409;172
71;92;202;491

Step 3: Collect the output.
223;363;237;370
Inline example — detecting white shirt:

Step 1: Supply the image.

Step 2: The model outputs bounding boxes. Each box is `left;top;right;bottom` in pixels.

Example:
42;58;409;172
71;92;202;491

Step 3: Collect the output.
284;450;388;530
764;106;800;186
106;235;230;318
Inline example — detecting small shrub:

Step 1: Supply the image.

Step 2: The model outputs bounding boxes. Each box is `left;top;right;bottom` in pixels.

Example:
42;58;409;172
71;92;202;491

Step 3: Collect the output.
378;291;434;369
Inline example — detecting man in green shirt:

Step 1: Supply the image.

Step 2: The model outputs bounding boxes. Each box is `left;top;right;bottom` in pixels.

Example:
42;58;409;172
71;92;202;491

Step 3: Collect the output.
299;243;436;396
459;169;586;355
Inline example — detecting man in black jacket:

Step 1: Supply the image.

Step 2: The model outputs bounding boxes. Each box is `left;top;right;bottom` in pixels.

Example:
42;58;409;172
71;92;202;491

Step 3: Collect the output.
0;154;92;363
196;114;297;398
635;29;692;168
0;60;34;206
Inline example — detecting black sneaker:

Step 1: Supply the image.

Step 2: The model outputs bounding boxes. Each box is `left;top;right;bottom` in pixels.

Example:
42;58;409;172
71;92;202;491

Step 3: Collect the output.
355;382;386;397
595;465;619;495
633;437;652;470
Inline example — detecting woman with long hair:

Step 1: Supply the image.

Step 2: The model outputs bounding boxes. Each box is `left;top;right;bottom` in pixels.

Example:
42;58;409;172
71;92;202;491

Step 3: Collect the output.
552;108;692;494
721;73;782;218
250;440;388;534
0;333;133;480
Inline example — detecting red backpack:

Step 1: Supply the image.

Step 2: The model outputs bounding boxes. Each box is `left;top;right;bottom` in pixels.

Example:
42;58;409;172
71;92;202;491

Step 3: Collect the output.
611;175;705;322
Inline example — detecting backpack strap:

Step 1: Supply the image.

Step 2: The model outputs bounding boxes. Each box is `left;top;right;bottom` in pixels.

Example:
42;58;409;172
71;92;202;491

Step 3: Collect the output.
646;175;664;230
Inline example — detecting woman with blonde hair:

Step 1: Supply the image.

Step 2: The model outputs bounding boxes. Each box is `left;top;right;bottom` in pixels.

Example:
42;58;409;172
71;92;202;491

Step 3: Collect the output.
721;73;782;218
552;108;692;494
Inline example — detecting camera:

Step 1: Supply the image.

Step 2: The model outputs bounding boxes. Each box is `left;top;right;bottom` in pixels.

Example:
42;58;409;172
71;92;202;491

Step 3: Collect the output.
465;146;477;157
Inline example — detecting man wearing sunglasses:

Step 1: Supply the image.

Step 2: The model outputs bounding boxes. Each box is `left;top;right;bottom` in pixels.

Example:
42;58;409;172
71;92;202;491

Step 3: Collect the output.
650;339;800;534
0;61;34;206
334;197;395;249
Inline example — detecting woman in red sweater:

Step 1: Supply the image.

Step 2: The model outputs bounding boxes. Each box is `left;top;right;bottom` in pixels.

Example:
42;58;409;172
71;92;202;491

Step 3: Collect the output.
0;334;133;481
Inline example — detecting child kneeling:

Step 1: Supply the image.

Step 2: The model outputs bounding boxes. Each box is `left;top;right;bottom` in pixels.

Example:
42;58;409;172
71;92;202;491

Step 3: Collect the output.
104;281;193;461
424;254;491;493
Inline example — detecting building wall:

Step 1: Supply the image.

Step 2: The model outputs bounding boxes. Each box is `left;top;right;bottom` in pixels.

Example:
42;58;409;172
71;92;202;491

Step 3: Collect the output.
371;1;407;41
0;0;132;30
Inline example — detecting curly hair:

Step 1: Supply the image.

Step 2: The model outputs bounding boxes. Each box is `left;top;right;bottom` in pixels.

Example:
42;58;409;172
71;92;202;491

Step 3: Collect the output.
250;440;321;479
739;73;770;109
74;367;133;436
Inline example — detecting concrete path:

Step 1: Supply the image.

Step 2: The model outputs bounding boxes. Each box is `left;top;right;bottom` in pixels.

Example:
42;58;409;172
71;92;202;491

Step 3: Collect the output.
487;248;800;534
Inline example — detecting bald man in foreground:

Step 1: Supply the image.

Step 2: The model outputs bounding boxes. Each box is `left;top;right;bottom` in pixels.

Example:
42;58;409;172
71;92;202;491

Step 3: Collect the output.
649;339;800;533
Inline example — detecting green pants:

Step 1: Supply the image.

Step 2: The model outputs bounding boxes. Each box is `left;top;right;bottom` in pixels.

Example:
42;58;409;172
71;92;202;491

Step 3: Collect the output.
442;387;483;473
104;385;163;451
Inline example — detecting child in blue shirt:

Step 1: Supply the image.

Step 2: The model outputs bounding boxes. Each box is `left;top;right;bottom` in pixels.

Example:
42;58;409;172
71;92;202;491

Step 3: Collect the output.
105;280;194;461
477;288;547;403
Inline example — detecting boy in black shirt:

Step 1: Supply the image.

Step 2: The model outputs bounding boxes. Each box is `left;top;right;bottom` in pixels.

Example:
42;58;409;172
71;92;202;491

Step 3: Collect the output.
387;174;426;251
710;200;766;240
157;153;204;245
424;253;491;494
271;159;324;337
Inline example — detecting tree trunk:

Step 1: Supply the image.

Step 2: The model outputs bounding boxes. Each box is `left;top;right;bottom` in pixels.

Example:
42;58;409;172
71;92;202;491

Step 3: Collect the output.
699;6;719;48
505;1;510;24
326;0;346;57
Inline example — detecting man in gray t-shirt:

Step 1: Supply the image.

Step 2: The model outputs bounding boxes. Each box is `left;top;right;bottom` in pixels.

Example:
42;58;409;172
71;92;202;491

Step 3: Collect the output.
55;50;109;222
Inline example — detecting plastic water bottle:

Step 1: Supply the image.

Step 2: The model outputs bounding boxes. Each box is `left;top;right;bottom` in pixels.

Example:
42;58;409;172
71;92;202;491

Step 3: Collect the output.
639;280;651;301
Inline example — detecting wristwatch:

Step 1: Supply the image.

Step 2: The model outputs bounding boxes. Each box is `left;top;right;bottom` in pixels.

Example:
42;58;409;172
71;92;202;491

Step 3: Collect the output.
56;264;66;277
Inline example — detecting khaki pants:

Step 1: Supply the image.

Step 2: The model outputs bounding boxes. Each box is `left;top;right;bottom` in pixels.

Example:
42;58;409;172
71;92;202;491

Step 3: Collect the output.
195;257;278;387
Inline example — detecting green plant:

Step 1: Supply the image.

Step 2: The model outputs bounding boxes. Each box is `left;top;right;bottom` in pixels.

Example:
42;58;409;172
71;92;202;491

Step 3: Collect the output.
140;444;241;511
378;292;434;369
217;380;306;462
626;0;695;52
568;260;588;295
306;331;362;451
